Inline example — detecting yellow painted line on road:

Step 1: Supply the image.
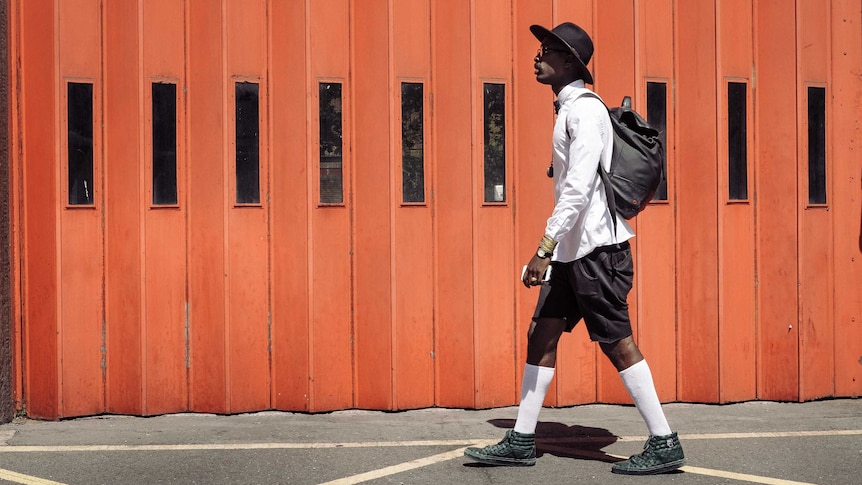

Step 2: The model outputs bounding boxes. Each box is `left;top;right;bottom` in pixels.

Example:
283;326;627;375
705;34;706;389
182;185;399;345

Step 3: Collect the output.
317;441;496;485
676;464;818;485
0;468;68;485
1;429;858;453
539;428;862;444
675;429;862;440
0;439;482;453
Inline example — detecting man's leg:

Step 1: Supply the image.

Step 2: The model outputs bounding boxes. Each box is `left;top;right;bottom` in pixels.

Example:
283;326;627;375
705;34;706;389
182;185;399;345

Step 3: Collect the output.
600;336;684;474
464;318;567;466
600;336;671;436
513;318;567;434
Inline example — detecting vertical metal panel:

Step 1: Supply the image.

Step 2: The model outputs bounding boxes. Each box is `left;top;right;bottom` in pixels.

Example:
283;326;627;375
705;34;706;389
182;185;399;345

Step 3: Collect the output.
186;0;227;413
58;0;105;417
797;0;835;401
717;0;756;403
754;0;800;401
633;0;677;403
831;0;862;399
18;0;59;419
141;0;188;416
351;0;394;410
473;0;516;409
391;0;435;409
224;0;270;414
309;0;353;411
431;0;476;408
675;0;720;403
103;0;143;415
268;0;311;412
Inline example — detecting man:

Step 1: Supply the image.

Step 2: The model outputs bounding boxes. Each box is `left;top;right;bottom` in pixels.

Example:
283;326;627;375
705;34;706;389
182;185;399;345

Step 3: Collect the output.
464;22;685;475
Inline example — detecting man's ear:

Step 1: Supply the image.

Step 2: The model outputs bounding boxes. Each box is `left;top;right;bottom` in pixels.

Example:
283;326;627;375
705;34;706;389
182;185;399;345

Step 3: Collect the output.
563;54;578;72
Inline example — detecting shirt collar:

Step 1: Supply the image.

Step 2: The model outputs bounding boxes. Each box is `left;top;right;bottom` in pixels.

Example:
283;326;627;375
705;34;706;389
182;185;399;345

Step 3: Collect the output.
556;80;586;108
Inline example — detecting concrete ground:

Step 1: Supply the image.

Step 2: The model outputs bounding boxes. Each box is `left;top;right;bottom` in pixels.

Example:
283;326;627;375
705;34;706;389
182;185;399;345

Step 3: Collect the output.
0;399;859;485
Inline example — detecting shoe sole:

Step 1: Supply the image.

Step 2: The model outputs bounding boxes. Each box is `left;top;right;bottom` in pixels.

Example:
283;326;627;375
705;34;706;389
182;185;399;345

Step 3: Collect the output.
611;458;685;475
463;450;536;467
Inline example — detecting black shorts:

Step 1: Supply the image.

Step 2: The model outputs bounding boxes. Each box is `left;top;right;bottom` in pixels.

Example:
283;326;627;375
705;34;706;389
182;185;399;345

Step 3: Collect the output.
531;241;634;343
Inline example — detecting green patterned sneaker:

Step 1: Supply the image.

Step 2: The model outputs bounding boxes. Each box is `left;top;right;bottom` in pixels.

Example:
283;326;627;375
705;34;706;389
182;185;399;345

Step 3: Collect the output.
464;430;537;466
611;432;685;475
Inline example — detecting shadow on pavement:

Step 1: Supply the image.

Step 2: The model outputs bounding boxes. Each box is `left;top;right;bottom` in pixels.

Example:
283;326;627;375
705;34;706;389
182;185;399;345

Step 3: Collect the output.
463;418;624;465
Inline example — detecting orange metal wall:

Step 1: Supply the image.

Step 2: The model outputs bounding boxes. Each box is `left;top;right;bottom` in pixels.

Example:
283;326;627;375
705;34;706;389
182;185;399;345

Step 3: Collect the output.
7;0;861;419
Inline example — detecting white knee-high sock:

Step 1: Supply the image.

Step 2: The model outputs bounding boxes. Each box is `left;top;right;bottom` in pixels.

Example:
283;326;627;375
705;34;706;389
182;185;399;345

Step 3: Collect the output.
619;359;672;437
513;364;555;434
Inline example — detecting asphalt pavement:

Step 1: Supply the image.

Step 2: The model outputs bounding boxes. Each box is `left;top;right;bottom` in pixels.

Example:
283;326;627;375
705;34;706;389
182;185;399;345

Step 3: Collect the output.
0;399;859;484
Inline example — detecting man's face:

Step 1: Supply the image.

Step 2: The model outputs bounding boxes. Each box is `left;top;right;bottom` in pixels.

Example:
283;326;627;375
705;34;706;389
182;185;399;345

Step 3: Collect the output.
534;42;575;88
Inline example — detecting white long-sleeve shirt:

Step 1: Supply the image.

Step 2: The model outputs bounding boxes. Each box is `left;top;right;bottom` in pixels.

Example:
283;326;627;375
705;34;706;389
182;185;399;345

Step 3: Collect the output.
545;81;634;263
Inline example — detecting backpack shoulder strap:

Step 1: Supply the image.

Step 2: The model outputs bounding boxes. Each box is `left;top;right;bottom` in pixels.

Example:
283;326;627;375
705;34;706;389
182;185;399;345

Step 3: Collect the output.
598;162;618;241
570;92;619;240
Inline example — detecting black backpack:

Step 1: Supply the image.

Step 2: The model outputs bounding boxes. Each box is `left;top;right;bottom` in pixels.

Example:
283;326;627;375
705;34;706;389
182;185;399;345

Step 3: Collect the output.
595;95;665;220
550;94;665;221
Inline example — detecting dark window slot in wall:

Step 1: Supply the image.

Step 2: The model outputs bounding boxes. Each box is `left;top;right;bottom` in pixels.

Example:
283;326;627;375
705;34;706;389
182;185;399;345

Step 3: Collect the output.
646;82;668;201
808;86;827;205
152;83;178;205
728;82;748;200
67;82;94;205
483;83;505;203
319;82;343;204
401;82;425;203
235;82;260;204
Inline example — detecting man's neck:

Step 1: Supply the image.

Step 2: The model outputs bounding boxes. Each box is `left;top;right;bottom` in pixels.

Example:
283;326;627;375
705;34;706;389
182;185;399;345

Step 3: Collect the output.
552;76;581;95
552;77;582;96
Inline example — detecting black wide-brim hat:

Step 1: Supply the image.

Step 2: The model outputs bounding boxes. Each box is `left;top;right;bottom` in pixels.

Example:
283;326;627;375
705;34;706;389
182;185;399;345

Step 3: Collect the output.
530;22;594;84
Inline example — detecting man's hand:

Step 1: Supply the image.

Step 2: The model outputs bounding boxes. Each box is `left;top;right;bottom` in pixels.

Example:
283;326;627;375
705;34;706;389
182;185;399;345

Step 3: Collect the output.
522;254;551;288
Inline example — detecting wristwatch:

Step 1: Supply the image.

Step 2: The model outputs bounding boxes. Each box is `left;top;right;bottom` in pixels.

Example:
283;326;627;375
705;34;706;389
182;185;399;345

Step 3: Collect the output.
536;247;552;259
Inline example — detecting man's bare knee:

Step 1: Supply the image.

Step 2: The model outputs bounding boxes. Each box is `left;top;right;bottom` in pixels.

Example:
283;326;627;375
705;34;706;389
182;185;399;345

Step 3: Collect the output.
526;318;566;367
599;335;644;371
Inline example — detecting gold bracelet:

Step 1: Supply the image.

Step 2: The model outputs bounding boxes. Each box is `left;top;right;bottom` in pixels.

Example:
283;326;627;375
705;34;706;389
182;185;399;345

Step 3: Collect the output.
539;235;557;253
